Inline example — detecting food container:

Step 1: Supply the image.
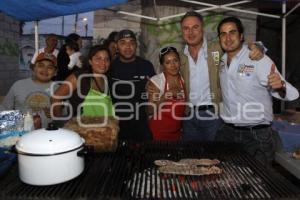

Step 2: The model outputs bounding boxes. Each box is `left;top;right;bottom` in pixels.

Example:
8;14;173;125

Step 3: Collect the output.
64;116;119;152
15;123;85;186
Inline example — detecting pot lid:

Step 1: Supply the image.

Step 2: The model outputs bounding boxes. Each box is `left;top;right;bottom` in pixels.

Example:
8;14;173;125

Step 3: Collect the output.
16;123;84;155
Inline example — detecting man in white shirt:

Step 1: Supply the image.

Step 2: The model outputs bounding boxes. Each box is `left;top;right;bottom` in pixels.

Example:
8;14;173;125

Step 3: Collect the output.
215;16;299;163
31;34;59;64
179;11;264;141
65;41;82;71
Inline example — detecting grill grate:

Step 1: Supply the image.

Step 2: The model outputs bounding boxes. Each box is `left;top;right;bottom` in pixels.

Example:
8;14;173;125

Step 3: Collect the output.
0;141;299;200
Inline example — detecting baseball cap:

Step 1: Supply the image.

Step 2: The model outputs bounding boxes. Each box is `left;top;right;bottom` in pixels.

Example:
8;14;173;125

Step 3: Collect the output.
116;29;136;41
35;52;57;67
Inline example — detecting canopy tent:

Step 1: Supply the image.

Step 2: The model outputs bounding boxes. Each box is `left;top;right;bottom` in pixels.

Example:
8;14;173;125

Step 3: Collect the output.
0;0;127;22
0;0;127;57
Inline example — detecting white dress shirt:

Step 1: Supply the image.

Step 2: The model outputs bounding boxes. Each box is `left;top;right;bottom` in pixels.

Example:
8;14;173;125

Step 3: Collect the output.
150;73;165;98
68;52;82;69
184;37;212;106
219;45;299;126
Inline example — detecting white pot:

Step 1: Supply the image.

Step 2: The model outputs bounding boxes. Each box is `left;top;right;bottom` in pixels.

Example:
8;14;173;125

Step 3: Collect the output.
15;123;85;186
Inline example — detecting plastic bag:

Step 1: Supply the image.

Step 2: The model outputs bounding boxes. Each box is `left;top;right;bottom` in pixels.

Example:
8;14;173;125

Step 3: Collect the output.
0;110;25;148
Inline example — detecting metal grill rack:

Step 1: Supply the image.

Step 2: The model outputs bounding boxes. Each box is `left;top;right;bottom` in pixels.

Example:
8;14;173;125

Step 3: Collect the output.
0;141;299;200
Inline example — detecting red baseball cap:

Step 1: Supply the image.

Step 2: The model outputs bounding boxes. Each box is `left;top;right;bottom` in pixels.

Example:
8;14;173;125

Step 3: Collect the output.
35;52;57;67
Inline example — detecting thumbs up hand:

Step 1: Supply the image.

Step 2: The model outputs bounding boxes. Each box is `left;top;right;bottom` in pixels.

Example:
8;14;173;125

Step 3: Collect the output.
267;64;284;90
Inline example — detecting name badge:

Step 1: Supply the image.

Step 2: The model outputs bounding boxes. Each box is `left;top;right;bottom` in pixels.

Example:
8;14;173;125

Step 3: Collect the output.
237;64;254;77
212;51;220;66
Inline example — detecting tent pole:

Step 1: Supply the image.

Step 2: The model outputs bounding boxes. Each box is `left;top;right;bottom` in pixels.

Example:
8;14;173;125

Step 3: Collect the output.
220;6;280;19
281;1;286;112
153;0;160;21
160;6;218;21
61;16;65;36
117;11;157;21
34;21;39;53
285;2;300;17
75;13;78;33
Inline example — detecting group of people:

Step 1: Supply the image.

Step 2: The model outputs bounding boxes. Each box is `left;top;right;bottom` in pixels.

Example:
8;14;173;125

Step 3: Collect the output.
1;11;299;164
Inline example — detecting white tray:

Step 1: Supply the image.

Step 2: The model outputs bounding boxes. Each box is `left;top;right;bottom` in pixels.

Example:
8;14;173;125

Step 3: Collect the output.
275;151;300;179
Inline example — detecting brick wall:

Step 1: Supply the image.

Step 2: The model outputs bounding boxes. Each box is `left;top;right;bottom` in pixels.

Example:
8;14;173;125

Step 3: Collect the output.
0;13;30;96
94;1;141;43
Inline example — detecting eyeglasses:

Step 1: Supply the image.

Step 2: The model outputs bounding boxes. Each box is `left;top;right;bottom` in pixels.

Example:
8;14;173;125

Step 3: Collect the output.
159;46;178;59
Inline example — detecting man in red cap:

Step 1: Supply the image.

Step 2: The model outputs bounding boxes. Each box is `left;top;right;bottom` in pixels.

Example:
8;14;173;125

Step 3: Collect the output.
1;53;57;129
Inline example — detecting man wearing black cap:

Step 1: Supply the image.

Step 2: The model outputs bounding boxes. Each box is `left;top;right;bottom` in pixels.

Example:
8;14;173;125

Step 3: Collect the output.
108;29;156;141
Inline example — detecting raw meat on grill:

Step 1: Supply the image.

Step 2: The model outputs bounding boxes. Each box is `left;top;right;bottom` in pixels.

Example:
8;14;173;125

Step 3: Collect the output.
179;158;220;166
154;158;221;175
158;165;222;175
154;158;220;167
154;160;188;166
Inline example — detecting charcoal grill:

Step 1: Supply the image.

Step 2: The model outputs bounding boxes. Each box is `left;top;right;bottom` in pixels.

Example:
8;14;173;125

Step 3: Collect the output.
0;141;299;200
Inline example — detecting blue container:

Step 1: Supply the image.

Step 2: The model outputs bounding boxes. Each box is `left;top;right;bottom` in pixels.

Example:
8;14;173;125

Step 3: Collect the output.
0;147;17;177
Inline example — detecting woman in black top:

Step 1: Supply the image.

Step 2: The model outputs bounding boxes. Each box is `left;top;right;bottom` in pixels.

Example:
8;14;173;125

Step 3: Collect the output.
55;33;82;81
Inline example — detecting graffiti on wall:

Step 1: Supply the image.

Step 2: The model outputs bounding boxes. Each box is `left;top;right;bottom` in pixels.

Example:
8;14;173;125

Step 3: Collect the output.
19;45;35;70
141;14;224;72
146;21;181;47
203;14;225;40
145;14;224;48
0;39;19;57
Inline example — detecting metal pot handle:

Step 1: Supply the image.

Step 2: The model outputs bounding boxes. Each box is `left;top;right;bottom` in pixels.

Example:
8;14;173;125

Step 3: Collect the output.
77;145;94;157
46;122;58;131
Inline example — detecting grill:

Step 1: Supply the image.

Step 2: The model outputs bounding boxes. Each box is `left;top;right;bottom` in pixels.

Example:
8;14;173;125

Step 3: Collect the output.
0;141;299;200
